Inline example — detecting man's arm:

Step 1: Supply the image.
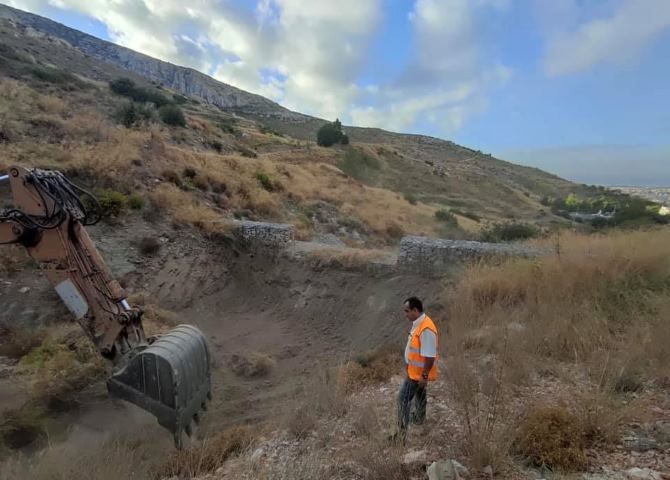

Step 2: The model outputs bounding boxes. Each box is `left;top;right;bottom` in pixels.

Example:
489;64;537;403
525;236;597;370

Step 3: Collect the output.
418;329;437;385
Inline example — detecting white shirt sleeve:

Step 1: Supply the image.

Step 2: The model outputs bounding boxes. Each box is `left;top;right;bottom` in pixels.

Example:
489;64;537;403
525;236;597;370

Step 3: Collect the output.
419;330;437;358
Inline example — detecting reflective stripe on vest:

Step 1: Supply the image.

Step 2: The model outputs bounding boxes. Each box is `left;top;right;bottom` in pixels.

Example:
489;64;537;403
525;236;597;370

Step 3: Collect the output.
406;315;438;381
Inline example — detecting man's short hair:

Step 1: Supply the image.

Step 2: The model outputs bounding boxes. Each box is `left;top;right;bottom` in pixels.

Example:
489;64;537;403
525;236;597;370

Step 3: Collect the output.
404;296;423;312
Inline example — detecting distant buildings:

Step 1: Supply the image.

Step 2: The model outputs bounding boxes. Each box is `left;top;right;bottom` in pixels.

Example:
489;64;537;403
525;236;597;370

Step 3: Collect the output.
568;210;615;222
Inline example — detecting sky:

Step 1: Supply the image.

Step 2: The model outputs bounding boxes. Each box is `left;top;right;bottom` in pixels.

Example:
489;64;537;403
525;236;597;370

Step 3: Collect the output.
5;0;670;186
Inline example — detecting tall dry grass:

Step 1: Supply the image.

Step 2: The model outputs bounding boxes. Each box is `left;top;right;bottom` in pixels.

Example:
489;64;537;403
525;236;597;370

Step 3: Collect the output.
444;229;670;471
449;229;670;376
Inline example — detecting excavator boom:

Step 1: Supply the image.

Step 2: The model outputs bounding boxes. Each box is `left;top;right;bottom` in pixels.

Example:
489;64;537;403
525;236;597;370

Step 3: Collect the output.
0;166;210;448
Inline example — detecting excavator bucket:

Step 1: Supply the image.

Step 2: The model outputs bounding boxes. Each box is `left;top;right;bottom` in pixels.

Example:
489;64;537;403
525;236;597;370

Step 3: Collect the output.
107;325;211;448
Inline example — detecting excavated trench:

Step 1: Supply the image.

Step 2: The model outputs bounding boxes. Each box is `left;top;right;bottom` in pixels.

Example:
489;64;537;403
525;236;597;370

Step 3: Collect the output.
0;219;451;458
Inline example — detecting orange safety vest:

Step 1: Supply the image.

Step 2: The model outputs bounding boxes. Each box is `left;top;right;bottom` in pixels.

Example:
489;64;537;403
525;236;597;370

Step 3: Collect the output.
407;315;438;381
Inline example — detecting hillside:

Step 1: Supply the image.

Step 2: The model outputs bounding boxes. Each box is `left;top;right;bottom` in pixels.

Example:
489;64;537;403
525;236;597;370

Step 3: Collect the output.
1;5;669;480
0;3;586;244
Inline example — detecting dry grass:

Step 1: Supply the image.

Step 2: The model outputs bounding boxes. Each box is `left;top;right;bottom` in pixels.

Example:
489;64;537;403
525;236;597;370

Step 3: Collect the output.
0;246;33;276
0;76;476;245
229;352;276;378
283;367;350;439
514;406;588;472
19;325;106;407
447;351;518;472
36;95;66;115
0;324;45;360
352;441;423;480
1;431;162;480
126;292;179;335
155;425;257;478
149;183;231;234
449;229;670;372
444;229;670;471
0;405;46;451
341;345;403;390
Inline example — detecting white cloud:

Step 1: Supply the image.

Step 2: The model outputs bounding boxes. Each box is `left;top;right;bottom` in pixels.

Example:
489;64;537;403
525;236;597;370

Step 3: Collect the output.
351;0;511;134
543;0;670;76
8;0;509;135
8;0;381;120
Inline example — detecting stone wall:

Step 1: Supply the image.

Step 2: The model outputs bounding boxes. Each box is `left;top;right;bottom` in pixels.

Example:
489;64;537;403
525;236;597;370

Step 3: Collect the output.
234;220;295;250
397;236;541;271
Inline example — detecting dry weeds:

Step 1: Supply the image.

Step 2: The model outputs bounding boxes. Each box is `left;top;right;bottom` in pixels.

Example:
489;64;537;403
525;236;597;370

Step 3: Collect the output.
156;425;257;478
514;406;588;472
0;324;45;360
444;229;670;471
229;352;276;378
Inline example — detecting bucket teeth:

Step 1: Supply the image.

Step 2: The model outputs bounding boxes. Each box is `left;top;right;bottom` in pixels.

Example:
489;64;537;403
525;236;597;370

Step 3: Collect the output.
107;324;211;448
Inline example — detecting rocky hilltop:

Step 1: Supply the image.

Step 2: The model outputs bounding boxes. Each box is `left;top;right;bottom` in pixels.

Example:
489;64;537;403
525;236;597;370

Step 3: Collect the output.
0;3;306;120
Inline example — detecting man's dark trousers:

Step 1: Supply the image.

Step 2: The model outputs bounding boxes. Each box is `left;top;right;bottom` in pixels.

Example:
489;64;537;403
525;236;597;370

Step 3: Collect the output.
397;377;427;431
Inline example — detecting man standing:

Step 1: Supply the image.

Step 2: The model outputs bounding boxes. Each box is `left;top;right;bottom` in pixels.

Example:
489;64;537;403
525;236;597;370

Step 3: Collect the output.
397;296;438;437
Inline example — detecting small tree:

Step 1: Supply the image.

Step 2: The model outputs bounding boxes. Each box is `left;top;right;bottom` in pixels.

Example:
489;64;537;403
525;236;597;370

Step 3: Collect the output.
116;102;138;128
317;118;349;147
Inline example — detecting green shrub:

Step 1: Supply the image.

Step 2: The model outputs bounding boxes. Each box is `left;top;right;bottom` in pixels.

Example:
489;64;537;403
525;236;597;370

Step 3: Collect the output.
404;192;418;205
338;149;380;183
183;167;197;179
209;140;223;153
94;189;129;218
173;94;188;105
159;105;186;127
115;102;157;127
435;209;458;225
480;222;538;243
115;102;138;128
110;78;171;107
256;172;275;192
219;119;237;134
135;103;158;122
128;193;144;210
30;66;81;87
317;119;347;147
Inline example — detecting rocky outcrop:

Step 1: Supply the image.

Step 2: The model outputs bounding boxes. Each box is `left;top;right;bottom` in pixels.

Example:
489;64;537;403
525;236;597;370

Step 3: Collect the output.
0;4;306;121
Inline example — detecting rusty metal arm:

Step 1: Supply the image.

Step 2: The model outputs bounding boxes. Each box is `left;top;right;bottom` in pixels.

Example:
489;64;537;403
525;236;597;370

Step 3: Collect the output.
1;166;211;447
2;166;145;360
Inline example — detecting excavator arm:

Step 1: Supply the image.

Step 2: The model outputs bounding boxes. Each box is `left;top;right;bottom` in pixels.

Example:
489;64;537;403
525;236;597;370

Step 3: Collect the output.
0;166;210;448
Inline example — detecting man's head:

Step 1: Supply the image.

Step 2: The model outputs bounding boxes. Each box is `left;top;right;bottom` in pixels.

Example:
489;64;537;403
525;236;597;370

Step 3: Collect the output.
403;296;423;322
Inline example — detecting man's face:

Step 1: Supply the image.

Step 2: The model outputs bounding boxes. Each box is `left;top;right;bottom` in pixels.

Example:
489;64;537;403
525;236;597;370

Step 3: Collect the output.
403;303;420;322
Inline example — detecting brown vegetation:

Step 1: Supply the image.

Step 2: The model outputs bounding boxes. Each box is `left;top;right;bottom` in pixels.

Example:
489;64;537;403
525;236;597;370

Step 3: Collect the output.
156;425;257;478
514;406;588;471
443;229;670;472
229;352;276;378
